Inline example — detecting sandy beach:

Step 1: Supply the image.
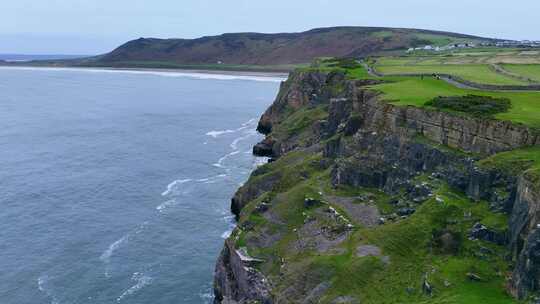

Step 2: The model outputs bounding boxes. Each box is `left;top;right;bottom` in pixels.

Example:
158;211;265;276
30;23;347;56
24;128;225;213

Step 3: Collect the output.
0;65;289;82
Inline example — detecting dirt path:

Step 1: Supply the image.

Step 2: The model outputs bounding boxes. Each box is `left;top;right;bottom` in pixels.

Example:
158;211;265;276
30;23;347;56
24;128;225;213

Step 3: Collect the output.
490;64;538;84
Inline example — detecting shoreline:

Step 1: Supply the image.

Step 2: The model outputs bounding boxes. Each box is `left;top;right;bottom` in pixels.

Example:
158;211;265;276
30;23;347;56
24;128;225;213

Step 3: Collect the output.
0;65;290;80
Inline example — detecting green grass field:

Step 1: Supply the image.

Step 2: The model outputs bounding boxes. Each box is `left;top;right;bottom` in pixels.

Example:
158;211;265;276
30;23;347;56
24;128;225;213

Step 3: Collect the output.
502;64;540;83
374;64;528;85
369;77;540;128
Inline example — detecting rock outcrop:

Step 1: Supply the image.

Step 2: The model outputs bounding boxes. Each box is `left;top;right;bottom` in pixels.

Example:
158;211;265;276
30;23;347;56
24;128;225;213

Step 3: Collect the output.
509;175;540;299
214;239;272;304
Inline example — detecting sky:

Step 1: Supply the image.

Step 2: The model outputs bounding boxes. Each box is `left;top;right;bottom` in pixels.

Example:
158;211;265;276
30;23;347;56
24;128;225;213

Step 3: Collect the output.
2;0;539;55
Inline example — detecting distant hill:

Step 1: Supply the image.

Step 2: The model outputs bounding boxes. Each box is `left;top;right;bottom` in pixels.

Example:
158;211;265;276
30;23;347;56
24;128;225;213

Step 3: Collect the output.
92;27;494;68
1;27;497;71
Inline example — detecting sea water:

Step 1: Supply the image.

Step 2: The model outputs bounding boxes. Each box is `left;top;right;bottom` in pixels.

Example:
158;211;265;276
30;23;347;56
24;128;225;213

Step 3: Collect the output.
0;67;282;303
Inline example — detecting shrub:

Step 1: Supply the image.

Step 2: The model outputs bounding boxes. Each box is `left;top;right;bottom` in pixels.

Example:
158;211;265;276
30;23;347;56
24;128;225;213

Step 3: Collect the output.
425;95;511;118
322;57;361;69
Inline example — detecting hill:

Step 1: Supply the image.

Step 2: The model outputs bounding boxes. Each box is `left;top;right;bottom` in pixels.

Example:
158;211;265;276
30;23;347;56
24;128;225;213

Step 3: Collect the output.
91;27;494;70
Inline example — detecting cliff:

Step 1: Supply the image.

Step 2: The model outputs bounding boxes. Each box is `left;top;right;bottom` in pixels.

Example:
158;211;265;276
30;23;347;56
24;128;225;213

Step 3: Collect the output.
214;69;540;303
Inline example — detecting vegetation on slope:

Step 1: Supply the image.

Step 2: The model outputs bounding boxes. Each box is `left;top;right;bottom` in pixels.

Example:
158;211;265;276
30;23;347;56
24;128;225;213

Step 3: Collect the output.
236;148;517;303
478;147;540;185
425;95;511;118
92;27;492;68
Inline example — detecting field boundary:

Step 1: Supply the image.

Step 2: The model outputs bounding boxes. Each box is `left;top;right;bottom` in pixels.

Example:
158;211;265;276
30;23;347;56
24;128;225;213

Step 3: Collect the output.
366;62;540;91
491;64;540;84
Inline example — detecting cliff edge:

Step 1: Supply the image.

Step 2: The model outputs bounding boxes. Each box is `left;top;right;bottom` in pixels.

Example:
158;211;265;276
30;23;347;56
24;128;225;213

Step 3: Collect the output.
214;68;540;303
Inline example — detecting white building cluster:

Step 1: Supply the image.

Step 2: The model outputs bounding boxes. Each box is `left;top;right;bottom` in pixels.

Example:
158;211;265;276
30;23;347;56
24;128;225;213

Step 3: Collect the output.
407;42;478;53
407;40;540;53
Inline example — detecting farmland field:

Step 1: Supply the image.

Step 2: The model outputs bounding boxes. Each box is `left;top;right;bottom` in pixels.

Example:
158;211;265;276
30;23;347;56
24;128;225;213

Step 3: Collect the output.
374;64;527;85
502;64;540;83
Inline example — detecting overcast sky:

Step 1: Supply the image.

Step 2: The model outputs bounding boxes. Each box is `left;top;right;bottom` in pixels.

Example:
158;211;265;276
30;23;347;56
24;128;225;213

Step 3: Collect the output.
2;0;539;55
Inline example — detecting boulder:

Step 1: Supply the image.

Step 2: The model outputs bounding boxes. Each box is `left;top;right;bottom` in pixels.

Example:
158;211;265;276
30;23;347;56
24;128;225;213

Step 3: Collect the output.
469;222;507;245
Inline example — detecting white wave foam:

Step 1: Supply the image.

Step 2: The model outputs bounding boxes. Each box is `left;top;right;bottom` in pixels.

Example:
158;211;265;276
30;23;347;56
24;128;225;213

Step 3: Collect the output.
37;275;60;304
206;129;235;138
199;285;215;304
159;175;229;211
206;118;258;139
221;214;236;239
37;276;47;292
213;151;241;168
242;118;257;127
156;199;177;213
100;235;128;265
253;157;270;168
100;222;148;277
234;128;259;150
161;179;192;196
230;134;250;150
116;272;153;302
221;229;234;239
206;174;229;184
0;66;286;82
197;174;228;184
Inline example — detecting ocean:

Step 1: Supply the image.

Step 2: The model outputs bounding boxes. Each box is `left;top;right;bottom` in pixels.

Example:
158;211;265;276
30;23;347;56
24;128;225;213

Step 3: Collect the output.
0;67;282;303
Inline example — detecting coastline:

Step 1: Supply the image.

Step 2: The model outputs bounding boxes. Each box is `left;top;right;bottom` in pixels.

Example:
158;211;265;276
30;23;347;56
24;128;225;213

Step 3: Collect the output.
0;65;289;81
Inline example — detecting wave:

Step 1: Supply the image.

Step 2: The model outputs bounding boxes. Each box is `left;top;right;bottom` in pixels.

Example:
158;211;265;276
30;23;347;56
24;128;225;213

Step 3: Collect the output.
221;214;236;239
116;272;153;302
213;151;241;168
100;235;129;265
199;285;215;304
197;174;228;184
206;117;259;139
205;129;236;138
0;66;286;82
253;156;270;168
100;222;148;277
161;179;192;196
156;199;177;213
37;276;47;292
230;132;255;150
242;118;258;127
221;229;234;239
37;275;60;304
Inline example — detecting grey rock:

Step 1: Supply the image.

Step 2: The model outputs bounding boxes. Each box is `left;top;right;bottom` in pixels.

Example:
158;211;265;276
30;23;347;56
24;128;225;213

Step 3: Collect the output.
330;296;360;304
469;222;507;245
397;208;416;216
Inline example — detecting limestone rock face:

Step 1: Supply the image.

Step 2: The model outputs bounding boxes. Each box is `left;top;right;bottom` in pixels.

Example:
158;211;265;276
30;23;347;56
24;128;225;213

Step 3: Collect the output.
214;239;273;304
257;71;332;136
509;176;540;299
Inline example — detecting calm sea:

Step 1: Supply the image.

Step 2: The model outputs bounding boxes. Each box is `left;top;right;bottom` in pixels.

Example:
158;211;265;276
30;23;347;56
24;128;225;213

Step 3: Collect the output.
0;67;281;303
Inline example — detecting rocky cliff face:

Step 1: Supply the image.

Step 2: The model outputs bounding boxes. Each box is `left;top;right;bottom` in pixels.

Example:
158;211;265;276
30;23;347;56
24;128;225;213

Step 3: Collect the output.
509;175;540;299
214;70;540;303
